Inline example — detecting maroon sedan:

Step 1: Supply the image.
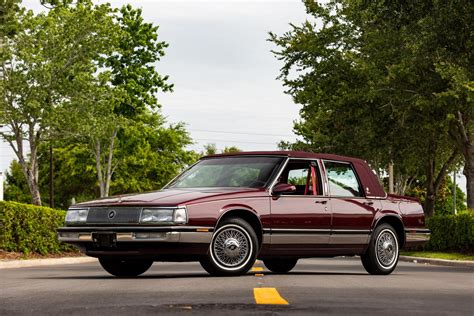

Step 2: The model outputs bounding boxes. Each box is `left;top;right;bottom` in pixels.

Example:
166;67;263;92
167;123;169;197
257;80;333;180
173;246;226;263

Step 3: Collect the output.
58;151;429;277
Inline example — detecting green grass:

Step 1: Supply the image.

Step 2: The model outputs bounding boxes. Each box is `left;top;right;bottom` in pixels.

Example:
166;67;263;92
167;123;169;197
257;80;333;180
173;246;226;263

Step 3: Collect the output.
401;251;474;261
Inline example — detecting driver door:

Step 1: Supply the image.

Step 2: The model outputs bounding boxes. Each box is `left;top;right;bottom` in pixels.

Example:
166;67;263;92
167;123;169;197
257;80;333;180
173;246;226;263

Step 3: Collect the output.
270;159;331;254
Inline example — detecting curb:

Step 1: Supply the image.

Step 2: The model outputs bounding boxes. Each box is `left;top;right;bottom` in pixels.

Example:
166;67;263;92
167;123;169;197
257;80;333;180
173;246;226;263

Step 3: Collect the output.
0;256;97;269
399;255;474;268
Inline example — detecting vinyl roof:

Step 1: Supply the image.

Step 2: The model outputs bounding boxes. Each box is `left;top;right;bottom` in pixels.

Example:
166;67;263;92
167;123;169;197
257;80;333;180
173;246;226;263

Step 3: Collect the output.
204;151;367;163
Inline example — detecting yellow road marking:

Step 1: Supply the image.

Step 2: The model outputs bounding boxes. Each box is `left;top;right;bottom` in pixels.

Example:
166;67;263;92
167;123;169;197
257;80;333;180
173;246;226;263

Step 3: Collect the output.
251;267;264;272
254;273;264;277
254;288;289;305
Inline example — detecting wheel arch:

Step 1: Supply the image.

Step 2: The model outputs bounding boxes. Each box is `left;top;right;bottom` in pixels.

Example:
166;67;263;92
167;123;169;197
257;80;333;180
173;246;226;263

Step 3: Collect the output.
372;215;405;248
215;208;263;248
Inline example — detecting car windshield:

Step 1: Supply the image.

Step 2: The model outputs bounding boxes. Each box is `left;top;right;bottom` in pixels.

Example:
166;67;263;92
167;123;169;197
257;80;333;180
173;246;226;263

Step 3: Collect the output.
167;156;284;189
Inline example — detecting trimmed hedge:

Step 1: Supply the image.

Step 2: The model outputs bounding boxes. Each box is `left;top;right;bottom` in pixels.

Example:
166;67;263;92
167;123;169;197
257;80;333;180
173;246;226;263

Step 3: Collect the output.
426;212;474;252
0;201;74;255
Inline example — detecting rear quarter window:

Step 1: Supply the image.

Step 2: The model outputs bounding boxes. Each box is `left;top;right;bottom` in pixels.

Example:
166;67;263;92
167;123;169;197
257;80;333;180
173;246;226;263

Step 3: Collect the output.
324;161;363;197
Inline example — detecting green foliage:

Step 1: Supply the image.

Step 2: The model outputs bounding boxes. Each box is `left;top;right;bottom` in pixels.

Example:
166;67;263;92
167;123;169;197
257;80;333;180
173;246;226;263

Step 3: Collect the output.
407;176;467;215
222;146;242;154
0;0;21;38
3;160;31;204
426;213;474;252
0;201;73;254
270;0;473;215
202;144;242;156
106;4;173;117
0;0;120;205
203;144;218;156
1;1;194;203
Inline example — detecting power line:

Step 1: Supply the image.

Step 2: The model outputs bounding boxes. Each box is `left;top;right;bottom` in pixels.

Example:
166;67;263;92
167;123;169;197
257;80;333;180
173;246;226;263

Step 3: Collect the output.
190;129;294;138
193;138;280;145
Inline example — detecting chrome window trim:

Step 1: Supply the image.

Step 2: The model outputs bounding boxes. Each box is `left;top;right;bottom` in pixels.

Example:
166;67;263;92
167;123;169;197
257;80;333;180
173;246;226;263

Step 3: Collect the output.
267;157;290;195
268;157;328;197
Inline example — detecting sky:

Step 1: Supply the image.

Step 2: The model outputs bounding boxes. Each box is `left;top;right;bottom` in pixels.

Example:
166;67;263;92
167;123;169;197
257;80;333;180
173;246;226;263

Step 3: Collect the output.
0;0;467;195
0;0;307;173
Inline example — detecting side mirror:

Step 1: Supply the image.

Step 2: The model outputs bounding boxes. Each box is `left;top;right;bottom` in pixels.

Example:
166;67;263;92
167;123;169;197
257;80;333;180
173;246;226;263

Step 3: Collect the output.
272;183;296;195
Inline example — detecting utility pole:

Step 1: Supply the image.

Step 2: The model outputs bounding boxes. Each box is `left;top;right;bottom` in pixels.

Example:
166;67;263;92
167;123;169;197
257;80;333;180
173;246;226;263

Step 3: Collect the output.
0;171;4;201
49;144;54;208
453;170;457;215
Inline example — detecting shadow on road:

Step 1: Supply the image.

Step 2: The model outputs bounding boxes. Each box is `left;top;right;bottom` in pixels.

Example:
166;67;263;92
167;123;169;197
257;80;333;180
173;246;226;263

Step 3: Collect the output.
29;270;372;280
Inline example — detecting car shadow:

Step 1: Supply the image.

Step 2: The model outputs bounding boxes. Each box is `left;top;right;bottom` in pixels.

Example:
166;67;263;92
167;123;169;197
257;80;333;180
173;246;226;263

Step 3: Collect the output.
30;270;371;280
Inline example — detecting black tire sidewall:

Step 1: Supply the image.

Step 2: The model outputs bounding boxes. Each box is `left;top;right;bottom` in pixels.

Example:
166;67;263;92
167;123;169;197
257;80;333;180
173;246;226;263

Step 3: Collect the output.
362;223;400;275
203;217;258;276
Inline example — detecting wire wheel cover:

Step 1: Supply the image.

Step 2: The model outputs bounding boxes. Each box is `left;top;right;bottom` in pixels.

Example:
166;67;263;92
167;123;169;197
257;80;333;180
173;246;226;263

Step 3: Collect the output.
376;229;398;268
212;227;250;267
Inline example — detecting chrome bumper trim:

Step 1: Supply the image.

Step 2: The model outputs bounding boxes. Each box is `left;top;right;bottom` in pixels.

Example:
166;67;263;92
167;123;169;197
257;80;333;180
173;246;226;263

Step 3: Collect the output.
405;230;431;243
58;231;212;243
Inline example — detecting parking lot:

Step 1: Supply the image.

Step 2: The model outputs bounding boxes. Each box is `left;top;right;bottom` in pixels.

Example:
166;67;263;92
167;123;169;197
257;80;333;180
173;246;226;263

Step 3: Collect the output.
1;257;473;315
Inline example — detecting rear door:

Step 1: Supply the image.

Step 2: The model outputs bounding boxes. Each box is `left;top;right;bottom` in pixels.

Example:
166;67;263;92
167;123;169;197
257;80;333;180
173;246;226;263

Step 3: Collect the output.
322;160;380;247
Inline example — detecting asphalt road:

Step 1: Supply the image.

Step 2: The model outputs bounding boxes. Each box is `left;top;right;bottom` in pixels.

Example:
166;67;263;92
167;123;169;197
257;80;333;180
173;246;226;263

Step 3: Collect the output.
1;257;473;315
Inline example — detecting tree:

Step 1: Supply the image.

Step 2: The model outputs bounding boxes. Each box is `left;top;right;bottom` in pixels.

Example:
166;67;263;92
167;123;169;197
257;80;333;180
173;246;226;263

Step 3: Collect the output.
222;146;242;154
3;160;31;204
5;115;196;209
201;144;242;156
270;0;473;215
203;144;218;156
63;5;174;197
0;1;117;205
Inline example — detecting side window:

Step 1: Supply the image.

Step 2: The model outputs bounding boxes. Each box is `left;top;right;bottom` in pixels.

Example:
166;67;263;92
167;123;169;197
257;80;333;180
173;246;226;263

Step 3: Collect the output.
287;168;308;186
280;160;322;195
323;161;363;197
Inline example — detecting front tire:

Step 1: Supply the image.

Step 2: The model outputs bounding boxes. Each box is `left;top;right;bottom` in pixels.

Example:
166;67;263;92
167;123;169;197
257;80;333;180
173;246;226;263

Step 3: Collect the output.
98;257;153;277
200;217;258;276
263;258;298;274
361;223;399;275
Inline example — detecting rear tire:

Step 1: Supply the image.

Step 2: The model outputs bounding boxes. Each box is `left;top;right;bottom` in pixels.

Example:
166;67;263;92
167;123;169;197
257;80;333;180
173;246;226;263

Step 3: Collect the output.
361;223;400;275
263;258;298;273
98;257;153;277
200;217;258;276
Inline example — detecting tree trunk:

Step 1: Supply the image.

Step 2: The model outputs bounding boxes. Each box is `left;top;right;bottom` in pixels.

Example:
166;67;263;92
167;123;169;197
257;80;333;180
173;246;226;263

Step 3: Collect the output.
424;157;436;217
104;128;117;197
19;152;42;206
94;140;105;197
463;139;474;209
93;128;118;198
423;149;459;217
453;111;473;209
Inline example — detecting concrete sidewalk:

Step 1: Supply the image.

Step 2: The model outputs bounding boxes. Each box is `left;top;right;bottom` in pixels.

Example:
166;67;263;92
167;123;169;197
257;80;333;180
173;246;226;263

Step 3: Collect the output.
399;255;474;268
0;256;96;269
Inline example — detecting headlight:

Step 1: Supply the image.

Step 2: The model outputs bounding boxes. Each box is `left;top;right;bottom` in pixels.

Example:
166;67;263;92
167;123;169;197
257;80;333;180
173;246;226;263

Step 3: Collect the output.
140;207;188;224
65;208;89;223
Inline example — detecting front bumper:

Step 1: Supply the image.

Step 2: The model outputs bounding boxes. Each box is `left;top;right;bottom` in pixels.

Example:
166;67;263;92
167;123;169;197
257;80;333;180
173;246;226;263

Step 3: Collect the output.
57;226;213;244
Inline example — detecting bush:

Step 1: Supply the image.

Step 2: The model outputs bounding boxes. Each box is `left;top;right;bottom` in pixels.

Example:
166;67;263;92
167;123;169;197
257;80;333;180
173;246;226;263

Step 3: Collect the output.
426;212;474;252
0;201;74;255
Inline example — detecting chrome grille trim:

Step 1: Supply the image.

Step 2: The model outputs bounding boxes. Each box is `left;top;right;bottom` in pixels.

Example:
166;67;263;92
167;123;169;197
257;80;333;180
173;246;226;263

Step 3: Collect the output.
86;207;142;224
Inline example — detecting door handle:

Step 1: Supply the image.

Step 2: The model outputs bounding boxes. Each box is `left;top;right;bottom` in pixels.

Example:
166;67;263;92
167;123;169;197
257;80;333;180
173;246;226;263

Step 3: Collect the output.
363;201;374;206
315;200;327;204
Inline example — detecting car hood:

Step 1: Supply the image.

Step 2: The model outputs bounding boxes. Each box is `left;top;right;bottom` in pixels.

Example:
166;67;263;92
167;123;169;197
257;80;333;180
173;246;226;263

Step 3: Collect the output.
76;187;266;207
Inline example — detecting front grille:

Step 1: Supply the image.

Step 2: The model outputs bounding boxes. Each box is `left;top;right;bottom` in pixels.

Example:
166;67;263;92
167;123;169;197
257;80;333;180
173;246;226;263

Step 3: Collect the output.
86;207;142;224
